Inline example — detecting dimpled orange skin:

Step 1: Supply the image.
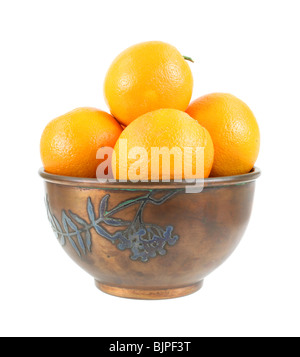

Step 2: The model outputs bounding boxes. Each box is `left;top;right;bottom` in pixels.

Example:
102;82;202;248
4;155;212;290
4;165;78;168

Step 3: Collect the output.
186;93;260;177
112;109;214;181
40;107;122;178
104;41;193;126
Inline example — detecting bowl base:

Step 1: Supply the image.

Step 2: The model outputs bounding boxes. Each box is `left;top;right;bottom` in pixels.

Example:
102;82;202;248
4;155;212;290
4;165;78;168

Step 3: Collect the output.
95;280;204;300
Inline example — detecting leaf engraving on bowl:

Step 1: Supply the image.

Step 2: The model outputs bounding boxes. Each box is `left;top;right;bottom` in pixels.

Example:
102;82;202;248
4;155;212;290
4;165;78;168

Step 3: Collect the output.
45;189;181;262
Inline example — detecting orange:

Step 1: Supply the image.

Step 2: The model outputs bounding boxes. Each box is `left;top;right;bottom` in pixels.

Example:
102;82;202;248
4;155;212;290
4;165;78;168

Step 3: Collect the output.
104;41;193;126
186;93;260;177
40;107;122;178
112;109;214;181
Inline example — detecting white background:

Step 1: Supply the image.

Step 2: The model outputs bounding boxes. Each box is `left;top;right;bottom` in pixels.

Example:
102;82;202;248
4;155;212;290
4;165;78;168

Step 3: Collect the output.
0;0;299;337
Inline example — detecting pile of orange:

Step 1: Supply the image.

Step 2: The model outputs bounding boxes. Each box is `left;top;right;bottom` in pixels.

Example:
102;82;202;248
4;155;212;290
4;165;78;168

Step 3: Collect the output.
40;41;260;180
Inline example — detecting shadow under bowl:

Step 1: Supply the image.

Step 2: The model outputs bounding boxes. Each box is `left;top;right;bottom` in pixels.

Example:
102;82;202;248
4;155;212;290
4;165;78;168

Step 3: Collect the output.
39;167;261;299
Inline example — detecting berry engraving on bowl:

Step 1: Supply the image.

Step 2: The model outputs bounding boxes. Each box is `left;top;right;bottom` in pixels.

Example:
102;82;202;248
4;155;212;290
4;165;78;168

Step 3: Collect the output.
46;189;181;262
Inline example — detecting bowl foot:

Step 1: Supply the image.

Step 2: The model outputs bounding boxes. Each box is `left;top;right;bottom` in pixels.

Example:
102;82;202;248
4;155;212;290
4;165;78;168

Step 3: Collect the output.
94;280;204;300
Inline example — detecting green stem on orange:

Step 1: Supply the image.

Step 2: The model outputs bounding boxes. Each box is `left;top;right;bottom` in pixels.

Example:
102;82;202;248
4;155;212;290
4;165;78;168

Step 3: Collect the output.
183;55;194;63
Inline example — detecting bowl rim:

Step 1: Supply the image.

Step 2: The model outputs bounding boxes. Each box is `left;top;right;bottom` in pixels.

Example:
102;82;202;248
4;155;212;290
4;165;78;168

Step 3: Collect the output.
38;166;261;189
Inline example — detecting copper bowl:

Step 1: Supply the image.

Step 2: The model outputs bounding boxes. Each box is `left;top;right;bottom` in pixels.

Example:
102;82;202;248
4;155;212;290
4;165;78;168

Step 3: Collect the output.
39;167;261;299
